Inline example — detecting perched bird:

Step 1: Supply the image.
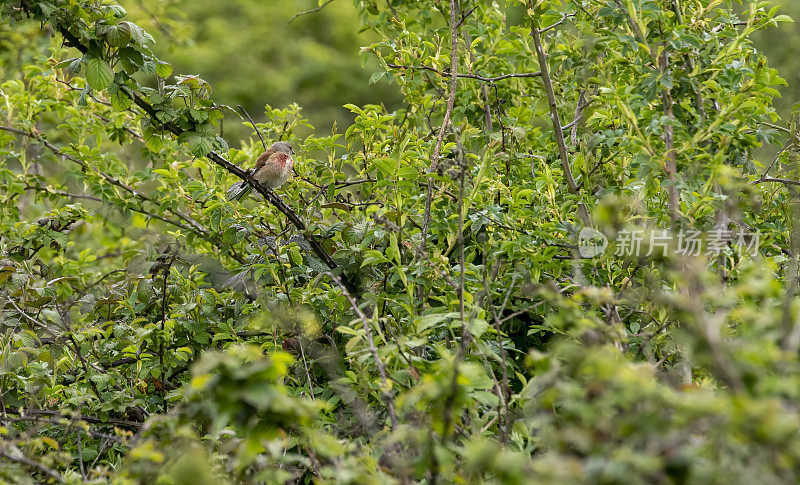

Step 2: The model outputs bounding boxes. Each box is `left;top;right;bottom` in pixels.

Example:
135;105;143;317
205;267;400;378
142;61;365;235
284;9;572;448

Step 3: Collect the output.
227;141;295;201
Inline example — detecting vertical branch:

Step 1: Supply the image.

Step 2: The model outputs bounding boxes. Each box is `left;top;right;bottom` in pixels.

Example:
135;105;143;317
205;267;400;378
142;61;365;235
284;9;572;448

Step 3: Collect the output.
570;89;588;147
420;0;461;253
481;268;515;444
442;158;473;445
457;156;466;323
660;52;680;226
298;337;316;400
76;429;86;479
328;273;398;431
531;15;591;225
157;248;177;414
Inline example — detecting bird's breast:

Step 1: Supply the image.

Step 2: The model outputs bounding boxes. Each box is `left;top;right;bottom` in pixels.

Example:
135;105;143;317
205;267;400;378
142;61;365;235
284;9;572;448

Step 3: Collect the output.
253;153;294;188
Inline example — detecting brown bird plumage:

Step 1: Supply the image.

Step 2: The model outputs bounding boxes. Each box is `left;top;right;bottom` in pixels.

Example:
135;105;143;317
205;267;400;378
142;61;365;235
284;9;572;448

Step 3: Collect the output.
228;141;295;200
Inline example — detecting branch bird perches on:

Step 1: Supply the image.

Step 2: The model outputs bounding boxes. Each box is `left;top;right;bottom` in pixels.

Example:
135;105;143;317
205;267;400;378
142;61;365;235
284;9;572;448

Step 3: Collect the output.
51;22;356;295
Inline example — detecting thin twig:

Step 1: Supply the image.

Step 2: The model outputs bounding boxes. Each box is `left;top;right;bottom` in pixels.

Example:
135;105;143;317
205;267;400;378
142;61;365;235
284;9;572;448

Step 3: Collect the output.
755;177;800;187
6;296;59;338
5;415;128;445
386;63;541;83
455;5;478;28
77;428;86;479
756;142;792;181
568;90;591;146
288;0;335;24
539;12;576;33
12;408;142;429
298;337;316;400
157;248;177;414
237;104;268;152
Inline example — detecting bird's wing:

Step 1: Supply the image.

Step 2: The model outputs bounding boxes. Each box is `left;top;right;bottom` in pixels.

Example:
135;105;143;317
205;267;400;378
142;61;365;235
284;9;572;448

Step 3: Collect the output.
252;148;277;171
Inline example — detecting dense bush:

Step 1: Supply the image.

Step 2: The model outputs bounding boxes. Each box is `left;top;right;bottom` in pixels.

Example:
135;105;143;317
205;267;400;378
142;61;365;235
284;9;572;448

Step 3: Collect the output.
1;0;800;483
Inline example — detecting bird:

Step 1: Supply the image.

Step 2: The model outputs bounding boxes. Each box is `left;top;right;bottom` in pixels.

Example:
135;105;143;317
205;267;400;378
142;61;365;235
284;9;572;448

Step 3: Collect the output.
227;141;295;201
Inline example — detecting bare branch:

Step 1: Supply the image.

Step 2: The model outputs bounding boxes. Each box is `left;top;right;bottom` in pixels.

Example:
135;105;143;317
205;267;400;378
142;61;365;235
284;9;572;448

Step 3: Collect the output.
386;63;541;83
757;177;800;187
5;295;60;338
539;12;576;33
420;0;462;255
530;19;591;225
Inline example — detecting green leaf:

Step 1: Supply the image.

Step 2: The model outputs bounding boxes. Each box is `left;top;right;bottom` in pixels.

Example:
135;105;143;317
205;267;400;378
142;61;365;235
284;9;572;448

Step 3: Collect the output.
106;25;131;48
144;131;164;152
118;47;143;73
361;249;389;267
187;133;213;157
369;71;385;84
156;61;173;78
54;57;79;69
108;87;132;111
465;318;489;339
67;57;84;74
414;312;459;333
122;21;154;48
290;247;303;266
387;233;401;264
107;5;127;18
373;157;396;176
85;58;114;90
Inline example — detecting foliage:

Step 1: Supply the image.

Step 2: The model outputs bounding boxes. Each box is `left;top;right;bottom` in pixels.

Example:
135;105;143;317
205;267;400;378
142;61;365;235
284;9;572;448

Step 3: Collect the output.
124;0;403;136
1;0;800;483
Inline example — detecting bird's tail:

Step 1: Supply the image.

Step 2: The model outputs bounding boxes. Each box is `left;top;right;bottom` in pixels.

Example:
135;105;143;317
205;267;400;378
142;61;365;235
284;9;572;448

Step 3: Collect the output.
226;181;252;201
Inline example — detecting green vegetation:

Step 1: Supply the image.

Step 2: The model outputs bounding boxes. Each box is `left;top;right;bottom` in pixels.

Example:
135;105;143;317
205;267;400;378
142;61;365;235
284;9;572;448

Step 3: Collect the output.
1;0;800;483
124;0;403;136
